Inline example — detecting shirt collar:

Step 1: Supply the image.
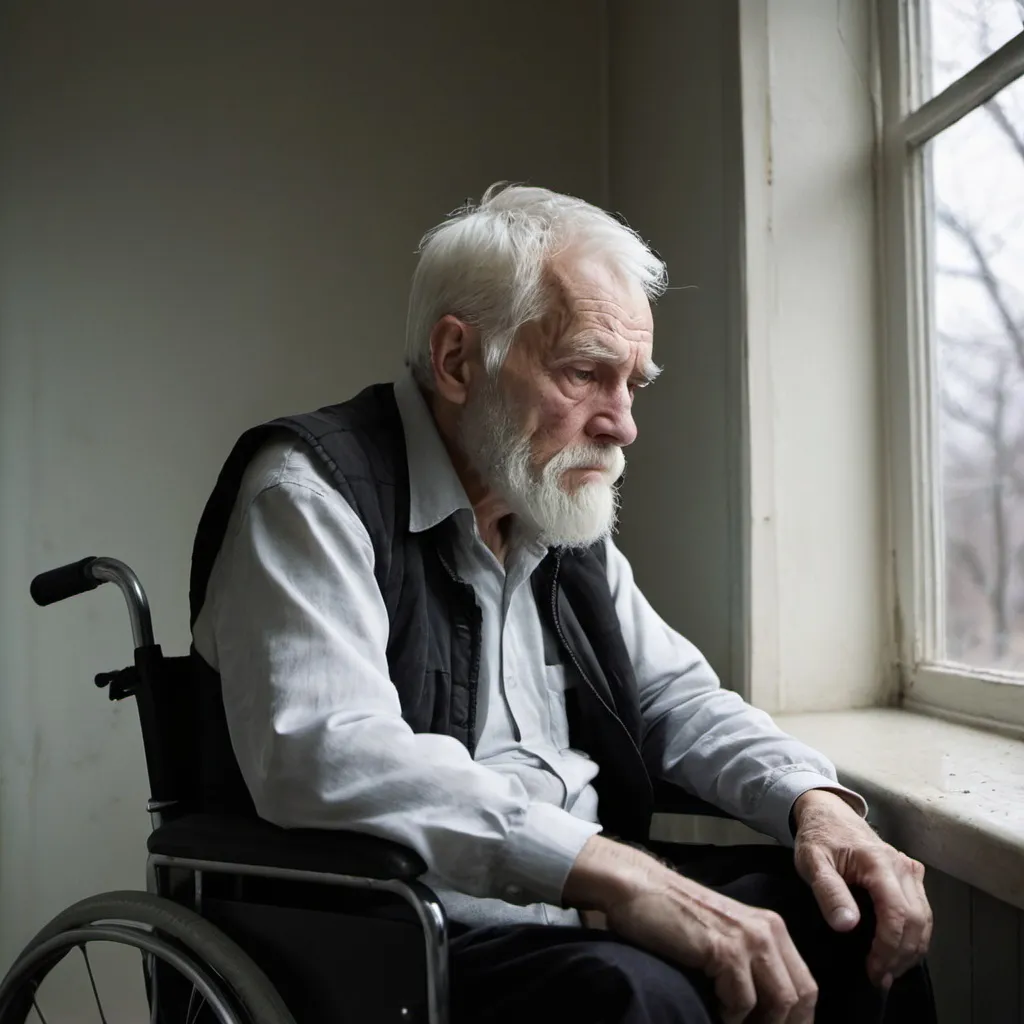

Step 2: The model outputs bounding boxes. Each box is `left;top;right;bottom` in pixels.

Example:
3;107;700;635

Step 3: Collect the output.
393;370;473;534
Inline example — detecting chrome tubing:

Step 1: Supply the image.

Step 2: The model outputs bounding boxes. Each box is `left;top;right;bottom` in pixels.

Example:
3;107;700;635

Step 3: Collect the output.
88;557;155;648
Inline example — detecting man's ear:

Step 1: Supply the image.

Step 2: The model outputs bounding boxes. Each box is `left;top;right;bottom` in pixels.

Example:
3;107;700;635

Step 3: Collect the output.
429;315;480;406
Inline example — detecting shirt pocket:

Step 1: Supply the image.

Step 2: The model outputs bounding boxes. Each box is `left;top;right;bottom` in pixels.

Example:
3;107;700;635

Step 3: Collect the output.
544;664;571;751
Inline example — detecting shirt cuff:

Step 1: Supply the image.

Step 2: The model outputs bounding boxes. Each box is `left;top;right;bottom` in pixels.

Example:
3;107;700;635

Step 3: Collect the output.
494;802;603;906
758;768;868;846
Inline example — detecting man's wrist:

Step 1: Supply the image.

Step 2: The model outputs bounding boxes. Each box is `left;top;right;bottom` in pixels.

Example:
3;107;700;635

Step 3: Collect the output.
790;787;863;835
562;834;661;912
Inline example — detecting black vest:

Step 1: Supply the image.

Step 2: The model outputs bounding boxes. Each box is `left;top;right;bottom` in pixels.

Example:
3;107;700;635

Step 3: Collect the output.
189;384;654;840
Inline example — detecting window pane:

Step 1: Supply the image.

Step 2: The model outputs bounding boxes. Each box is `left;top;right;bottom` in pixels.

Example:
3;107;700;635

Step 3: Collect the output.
926;0;1023;99
931;75;1024;670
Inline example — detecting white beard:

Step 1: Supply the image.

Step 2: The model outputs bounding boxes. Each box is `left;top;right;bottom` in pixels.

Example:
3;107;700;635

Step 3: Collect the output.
457;378;625;548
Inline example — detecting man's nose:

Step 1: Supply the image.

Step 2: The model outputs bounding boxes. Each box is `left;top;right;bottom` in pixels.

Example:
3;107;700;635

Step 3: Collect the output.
587;395;638;449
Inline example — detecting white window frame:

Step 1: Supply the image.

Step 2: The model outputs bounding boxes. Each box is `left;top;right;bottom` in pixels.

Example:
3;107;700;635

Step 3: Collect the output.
880;0;1024;736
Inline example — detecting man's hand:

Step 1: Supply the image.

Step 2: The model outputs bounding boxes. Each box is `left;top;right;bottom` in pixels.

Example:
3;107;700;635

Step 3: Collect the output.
791;789;933;989
564;836;818;1024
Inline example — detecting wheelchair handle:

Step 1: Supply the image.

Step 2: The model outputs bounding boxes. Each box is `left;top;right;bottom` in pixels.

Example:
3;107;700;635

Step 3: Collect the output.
30;556;100;605
31;556;155;648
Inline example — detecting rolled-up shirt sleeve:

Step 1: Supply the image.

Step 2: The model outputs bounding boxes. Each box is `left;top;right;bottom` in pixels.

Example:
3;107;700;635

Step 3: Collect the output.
603;538;867;845
194;454;598;906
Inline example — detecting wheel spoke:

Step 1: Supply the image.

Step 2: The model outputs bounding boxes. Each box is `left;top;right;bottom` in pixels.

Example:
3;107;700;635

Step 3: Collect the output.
31;987;51;1024
148;953;160;1024
79;945;110;1024
6;899;257;1024
184;984;207;1024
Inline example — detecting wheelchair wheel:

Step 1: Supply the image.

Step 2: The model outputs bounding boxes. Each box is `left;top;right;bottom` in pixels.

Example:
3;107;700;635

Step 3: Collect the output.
0;891;296;1024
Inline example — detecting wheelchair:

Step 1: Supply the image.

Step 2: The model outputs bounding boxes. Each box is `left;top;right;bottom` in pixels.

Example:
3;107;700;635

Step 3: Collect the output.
0;556;739;1023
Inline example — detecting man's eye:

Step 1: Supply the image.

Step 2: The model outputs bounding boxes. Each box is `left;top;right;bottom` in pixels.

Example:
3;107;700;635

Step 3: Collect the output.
571;368;596;383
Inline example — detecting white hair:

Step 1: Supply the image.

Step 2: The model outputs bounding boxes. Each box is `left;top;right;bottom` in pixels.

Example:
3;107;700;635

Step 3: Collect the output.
404;183;668;390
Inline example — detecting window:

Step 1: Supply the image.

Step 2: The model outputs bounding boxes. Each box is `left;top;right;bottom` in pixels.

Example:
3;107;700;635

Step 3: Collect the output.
881;0;1024;731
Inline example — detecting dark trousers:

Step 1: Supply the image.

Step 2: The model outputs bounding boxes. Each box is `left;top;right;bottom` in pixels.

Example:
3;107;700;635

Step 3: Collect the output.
450;844;937;1024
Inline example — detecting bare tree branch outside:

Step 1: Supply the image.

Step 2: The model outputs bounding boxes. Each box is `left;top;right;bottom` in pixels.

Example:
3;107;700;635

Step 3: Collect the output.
930;0;1024;670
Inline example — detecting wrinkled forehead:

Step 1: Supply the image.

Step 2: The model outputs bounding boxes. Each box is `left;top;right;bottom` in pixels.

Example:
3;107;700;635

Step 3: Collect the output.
539;253;656;370
547;252;653;334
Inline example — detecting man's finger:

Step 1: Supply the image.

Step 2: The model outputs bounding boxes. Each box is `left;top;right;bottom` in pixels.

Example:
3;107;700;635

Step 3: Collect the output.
714;958;757;1024
748;943;800;1024
892;859;931;976
770;917;819;1024
916;869;934;956
863;864;910;984
804;848;861;932
890;868;925;977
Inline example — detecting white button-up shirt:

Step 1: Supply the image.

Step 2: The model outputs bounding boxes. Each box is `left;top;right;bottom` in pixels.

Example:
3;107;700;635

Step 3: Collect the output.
193;372;865;926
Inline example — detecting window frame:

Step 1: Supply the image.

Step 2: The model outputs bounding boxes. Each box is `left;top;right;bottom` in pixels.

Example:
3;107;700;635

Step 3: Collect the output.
880;0;1024;736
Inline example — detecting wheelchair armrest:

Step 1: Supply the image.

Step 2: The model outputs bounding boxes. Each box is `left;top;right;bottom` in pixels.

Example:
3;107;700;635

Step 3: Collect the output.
148;813;427;881
652;780;736;820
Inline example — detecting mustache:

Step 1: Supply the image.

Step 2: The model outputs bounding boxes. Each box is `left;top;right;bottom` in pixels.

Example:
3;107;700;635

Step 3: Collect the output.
545;442;625;477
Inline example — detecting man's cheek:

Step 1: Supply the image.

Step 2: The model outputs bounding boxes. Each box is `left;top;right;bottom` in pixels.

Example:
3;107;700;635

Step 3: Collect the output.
538;392;584;432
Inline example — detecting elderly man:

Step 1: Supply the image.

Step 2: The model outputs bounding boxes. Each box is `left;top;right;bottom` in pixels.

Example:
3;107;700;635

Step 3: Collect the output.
190;185;934;1023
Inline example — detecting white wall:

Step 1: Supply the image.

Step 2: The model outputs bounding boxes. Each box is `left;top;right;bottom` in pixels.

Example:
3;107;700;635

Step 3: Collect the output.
0;0;607;968
741;0;888;713
608;0;747;693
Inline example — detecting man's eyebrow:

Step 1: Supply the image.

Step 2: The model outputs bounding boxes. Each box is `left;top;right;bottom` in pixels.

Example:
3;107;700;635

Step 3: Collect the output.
558;336;662;385
634;360;662;386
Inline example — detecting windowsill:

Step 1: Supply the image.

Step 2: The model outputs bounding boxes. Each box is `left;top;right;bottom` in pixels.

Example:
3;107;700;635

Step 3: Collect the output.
774;709;1024;911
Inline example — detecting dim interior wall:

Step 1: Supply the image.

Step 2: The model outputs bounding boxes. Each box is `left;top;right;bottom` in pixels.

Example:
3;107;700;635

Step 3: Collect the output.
0;0;606;967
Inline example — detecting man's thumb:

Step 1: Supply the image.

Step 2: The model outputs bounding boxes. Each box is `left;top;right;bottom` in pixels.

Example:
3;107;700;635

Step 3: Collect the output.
806;852;861;932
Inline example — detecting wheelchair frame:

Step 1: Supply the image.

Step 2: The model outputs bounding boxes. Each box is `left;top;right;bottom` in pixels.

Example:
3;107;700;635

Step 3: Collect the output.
27;556;451;1022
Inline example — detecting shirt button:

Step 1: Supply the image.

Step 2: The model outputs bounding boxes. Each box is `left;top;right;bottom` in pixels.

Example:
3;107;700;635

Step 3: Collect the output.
506;675;517;689
504;884;523;900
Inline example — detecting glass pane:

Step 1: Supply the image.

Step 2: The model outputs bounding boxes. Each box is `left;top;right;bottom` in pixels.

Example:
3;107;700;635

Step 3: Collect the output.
926;0;1023;99
931;75;1024;670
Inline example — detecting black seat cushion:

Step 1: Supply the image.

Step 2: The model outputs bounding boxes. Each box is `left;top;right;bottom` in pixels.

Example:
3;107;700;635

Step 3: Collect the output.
148;813;426;881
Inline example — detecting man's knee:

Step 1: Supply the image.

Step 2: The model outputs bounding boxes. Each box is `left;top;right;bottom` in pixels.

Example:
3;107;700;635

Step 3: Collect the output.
451;927;715;1024
571;939;716;1024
